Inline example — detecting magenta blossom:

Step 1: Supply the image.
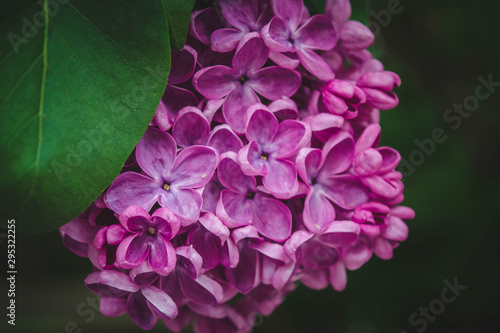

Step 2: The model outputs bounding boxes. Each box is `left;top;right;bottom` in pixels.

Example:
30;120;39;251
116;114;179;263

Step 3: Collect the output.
322;79;366;119
85;270;178;330
187;213;239;270
296;131;369;232
352;124;403;198
106;128;218;224
93;224;129;270
211;0;273;52
283;221;361;291
261;0;338;80
61;1;414;331
116;205;180;276
238;105;311;198
193;32;301;133
356;71;401;110
216;153;292;242
161;246;224;306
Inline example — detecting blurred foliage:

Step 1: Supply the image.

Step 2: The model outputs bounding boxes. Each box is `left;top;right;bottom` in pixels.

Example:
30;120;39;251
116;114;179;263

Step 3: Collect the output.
2;0;499;332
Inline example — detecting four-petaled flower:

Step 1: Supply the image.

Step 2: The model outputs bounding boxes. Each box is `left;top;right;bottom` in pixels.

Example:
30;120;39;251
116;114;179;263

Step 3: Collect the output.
238;105;311;198
296;131;369;232
106;128;218;224
116;205;180;276
193;32;301;133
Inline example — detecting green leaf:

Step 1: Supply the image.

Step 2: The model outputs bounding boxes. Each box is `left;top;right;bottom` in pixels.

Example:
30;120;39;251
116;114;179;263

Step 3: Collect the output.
0;0;171;233
164;0;196;50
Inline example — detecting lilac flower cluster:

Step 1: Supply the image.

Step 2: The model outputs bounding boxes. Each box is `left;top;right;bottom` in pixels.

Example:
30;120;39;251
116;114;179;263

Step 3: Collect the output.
60;0;414;331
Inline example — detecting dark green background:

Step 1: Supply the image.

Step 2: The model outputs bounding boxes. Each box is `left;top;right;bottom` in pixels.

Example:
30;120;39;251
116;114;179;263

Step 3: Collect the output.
2;0;499;332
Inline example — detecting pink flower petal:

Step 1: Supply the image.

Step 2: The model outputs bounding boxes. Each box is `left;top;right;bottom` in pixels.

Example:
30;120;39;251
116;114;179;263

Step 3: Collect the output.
173;107;210;148
211;28;246;52
296;48;335;81
233;32;269;74
127;291;157;330
179;273;224;305
170;146;218;188
217;153;256;194
303;187;336;232
190;8;223;45
207;125;243;154
262;158;299;198
142;285;178;320
217;190;253;228
136;128;177;181
159;187;203;224
295;15;337;50
100;296;128;317
251;195;292;242
106;172;161;214
222;85;260;134
193;65;239;99
329;261;347;291
272;0;304;31
319;174;369;210
249;66;301;100
169;46;198;84
245;107;278;146
269;119;310;158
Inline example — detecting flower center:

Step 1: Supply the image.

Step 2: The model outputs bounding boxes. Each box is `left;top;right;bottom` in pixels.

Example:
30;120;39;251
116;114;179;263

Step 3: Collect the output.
163;183;170;191
147;227;156;235
246;191;255;199
239;74;249;84
260;152;268;160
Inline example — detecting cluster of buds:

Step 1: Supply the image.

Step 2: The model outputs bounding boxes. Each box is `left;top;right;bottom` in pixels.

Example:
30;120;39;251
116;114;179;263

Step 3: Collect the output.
61;0;414;331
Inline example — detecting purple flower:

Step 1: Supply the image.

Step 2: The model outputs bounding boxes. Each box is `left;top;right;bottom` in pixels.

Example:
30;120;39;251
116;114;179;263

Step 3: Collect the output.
353;124;403;198
60;215;97;258
173;106;211;148
211;0;273;52
296;131;369;232
60;1;414;330
268;96;299;121
93;224;129;270
187;213;239;270
193;33;301;133
325;0;351;28
337;20;374;52
371;206;414;260
351;201;390;237
207;124;244;155
161;246;224;306
85;270;178;330
190;8;224;46
356;71;401;110
302;113;345;143
116;205;179;276
217;152;292;242
106;128;218;223
238;105;311;198
283;221;361;291
261;0;338;80
224;226;263;294
322;79;366;119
